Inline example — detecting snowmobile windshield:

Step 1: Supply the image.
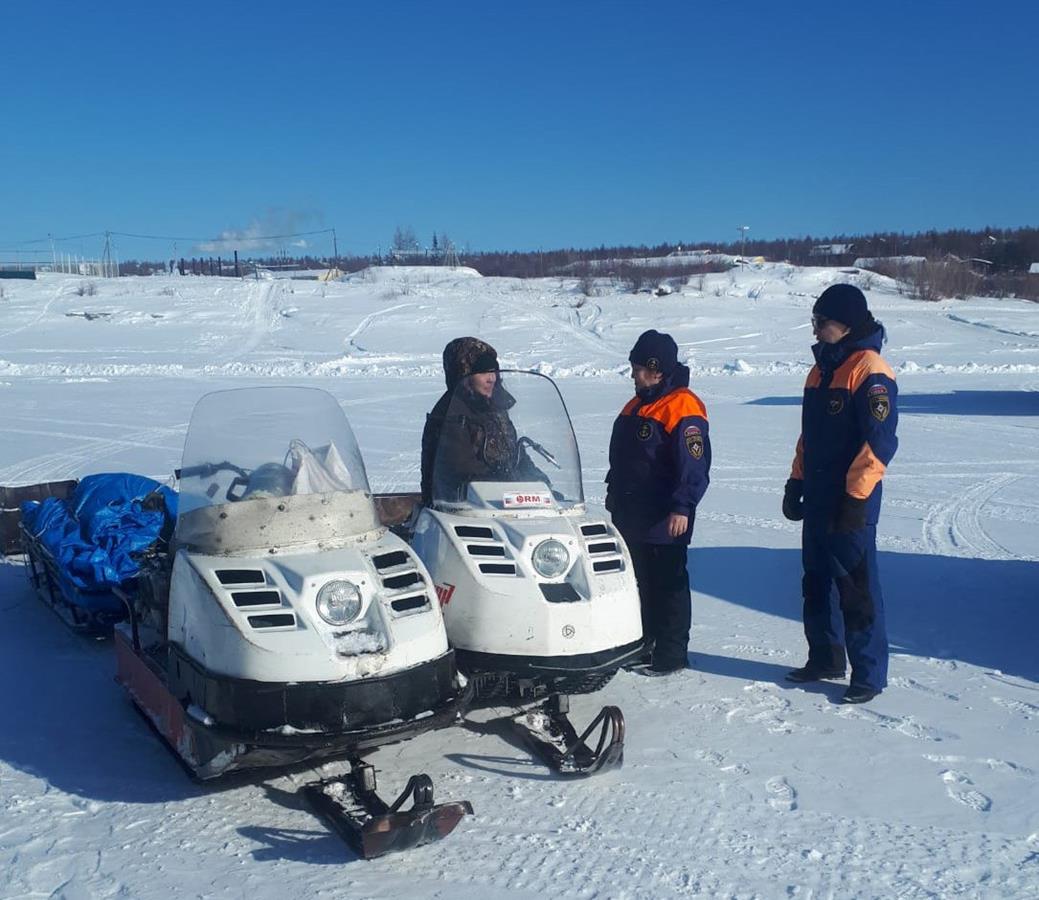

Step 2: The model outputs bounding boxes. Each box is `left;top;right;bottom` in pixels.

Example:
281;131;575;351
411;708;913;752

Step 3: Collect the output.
175;387;378;552
431;370;584;511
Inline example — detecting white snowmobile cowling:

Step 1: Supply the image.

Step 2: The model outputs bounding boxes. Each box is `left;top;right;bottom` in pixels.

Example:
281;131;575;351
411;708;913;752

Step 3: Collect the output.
412;497;642;660
168;528;449;683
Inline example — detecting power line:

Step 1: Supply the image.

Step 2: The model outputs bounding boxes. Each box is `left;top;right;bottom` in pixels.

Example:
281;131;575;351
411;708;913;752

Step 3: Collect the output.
111;228;335;243
2;228;335;246
6;231;105;246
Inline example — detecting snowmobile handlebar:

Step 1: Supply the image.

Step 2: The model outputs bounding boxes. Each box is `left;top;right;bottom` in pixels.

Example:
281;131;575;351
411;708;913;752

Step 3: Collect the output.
517;436;561;469
177;460;250;481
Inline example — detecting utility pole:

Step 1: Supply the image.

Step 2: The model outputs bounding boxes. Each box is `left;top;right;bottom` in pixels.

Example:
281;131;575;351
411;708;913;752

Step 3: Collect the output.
332;227;339;267
737;225;750;268
101;231;115;278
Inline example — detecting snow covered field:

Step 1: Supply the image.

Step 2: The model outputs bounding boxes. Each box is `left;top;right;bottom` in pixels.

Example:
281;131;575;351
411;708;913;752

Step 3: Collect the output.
1;264;1037;899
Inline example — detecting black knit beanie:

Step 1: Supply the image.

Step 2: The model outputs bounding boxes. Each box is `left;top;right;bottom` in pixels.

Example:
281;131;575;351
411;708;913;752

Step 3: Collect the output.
628;329;678;375
813;284;869;330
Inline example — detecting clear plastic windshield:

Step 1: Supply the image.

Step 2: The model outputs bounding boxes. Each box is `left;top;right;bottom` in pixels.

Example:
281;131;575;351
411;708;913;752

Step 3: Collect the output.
431;370;584;509
176;387;376;549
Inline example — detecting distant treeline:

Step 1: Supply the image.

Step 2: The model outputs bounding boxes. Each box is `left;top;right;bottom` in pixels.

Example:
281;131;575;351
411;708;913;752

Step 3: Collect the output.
461;227;1039;275
116;226;1039;284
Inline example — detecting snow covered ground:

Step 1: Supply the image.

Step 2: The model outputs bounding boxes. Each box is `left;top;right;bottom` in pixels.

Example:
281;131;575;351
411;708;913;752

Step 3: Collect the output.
1;264;1037;899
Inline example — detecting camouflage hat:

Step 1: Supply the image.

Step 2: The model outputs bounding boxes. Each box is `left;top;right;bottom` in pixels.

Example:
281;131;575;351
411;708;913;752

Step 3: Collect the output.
443;336;499;388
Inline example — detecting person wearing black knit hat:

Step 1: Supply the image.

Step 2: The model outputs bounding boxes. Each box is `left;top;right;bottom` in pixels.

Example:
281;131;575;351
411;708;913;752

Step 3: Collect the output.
606;329;711;675
782;284;898;704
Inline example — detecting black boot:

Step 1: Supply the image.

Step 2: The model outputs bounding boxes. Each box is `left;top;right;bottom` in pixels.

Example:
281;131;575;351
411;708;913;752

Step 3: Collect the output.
841;685;880;704
785;664;846;683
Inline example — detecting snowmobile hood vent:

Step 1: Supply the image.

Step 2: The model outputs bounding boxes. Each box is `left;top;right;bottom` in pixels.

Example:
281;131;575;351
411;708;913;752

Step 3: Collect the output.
371;550;409;570
382;570;425;591
248;612;297;630
478;562;517;576
231;589;282;608
215;568;266;586
466;543;506;557
390;593;430;614
369;548;427;593
581;523;625;574
454;525;495;540
458;524;511;567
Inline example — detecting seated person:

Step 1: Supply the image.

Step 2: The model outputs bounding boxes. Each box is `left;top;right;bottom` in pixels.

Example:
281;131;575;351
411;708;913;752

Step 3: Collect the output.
421;337;546;505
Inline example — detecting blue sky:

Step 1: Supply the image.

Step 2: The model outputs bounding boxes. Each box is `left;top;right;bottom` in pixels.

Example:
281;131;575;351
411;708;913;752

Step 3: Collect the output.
2;0;1037;261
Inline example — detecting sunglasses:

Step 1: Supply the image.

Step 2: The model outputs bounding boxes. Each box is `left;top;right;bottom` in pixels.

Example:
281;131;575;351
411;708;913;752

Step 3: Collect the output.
811;314;830;328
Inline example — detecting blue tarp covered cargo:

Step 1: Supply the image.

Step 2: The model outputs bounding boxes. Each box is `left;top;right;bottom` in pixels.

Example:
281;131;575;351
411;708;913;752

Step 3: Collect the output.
21;473;177;612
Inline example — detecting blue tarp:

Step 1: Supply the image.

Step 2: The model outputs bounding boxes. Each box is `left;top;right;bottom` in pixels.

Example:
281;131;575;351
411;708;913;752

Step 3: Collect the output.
21;473;177;610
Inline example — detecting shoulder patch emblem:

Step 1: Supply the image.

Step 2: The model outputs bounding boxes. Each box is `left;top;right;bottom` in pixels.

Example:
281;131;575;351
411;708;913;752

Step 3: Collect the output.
827;392;844;415
869;393;891;421
684;424;704;459
637;420;653;441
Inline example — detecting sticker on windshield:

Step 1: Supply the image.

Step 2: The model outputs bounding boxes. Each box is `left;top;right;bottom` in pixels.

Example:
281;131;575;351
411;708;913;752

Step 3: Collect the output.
503;491;554;508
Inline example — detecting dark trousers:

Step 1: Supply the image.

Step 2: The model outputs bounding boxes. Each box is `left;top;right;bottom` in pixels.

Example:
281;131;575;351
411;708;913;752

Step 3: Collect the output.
626;542;691;669
801;517;888;691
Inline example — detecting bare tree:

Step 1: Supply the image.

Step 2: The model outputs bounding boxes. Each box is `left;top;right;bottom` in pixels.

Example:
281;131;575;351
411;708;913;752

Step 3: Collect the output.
392;225;420;253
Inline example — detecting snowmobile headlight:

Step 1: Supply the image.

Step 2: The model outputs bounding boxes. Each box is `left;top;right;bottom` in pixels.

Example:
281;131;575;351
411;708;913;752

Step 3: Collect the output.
532;539;570;578
316;580;362;625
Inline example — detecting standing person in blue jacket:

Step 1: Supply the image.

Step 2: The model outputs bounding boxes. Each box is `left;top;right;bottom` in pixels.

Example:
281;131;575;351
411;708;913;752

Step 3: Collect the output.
782;284;898;704
606;330;711;675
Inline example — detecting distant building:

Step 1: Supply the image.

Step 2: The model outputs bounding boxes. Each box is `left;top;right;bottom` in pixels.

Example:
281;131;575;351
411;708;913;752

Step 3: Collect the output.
1029;262;1039;275
810;243;855;258
388;248;429;264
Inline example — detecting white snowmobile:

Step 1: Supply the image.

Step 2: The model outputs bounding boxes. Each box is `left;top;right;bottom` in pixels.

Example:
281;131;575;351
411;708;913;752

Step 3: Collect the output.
388;370;645;775
28;386;472;858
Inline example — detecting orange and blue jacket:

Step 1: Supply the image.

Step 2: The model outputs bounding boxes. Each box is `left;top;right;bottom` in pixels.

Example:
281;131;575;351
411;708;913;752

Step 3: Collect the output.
606;365;710;544
791;326;898;523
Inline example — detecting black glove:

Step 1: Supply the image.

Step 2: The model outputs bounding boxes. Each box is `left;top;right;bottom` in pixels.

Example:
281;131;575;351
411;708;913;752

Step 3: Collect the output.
782;478;804;521
832;495;867;533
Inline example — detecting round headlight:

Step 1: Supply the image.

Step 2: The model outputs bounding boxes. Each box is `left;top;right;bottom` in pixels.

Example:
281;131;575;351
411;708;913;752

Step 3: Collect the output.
532;539;570;578
315;580;362;625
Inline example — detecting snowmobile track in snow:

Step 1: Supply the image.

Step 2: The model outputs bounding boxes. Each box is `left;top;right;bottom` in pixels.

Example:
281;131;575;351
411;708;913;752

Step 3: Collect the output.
922;472;1030;560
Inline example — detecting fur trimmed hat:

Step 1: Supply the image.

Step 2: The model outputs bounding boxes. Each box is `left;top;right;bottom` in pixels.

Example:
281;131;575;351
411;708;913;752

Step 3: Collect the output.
442;336;499;388
628;329;678;376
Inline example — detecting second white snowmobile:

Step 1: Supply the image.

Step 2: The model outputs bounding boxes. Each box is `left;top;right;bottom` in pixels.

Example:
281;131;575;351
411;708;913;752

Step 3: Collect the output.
399;370;645;774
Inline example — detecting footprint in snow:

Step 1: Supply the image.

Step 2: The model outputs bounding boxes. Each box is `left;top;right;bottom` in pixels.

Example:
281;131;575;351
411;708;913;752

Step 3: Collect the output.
766;776;797;812
889;675;959;702
694;748;750;777
992;697;1039;720
940;770;992;812
835;706;956;742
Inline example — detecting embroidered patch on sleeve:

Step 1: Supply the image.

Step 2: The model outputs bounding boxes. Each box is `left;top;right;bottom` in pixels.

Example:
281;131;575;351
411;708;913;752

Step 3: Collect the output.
868;386;890;422
637;420;653;441
684;424;704;459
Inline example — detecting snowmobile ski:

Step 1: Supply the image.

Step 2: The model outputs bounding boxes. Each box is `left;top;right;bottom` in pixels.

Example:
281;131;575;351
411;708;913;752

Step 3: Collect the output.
302;760;473;859
513;694;625;776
